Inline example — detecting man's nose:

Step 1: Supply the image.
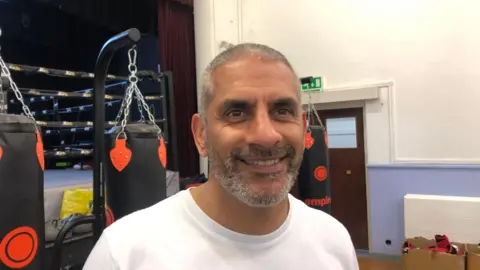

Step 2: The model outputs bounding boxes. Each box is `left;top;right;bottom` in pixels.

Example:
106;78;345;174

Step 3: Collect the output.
245;109;282;148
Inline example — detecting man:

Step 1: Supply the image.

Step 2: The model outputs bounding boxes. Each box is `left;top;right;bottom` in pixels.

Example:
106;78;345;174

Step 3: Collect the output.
83;43;359;269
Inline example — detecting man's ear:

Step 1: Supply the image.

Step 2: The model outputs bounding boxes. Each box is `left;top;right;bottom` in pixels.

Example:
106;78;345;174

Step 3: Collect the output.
191;113;208;157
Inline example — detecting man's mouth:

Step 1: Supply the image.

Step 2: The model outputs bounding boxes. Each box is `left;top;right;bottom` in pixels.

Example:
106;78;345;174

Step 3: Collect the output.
236;156;288;174
241;158;282;166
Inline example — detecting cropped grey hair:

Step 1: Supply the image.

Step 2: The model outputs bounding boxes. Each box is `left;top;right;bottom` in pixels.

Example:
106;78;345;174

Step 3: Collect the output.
199;43;301;120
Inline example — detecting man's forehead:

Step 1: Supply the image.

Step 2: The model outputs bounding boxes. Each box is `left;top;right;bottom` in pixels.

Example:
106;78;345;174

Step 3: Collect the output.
213;56;294;81
210;57;298;96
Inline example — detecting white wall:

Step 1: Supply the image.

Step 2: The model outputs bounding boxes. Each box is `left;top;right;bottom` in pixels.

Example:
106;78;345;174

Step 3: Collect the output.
404;194;480;244
194;0;480;174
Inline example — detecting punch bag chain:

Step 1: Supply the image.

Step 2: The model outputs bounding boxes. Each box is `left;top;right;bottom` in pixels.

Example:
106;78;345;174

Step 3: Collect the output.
136;96;146;123
110;46;167;172
117;46;163;139
0;57;37;130
0;72;4;111
306;89;324;130
304;88;326;150
0;54;45;170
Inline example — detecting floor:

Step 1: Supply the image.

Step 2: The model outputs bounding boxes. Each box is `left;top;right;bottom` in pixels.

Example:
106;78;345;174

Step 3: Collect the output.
358;256;402;270
44;169;91;188
357;250;402;270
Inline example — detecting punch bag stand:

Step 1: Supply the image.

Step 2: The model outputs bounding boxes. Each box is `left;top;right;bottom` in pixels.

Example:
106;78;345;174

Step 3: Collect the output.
50;28;141;270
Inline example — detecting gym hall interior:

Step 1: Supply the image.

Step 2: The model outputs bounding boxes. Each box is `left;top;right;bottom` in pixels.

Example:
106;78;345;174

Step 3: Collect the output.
0;0;479;269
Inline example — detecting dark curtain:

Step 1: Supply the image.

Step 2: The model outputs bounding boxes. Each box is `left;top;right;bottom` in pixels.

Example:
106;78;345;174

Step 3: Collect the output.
157;0;199;178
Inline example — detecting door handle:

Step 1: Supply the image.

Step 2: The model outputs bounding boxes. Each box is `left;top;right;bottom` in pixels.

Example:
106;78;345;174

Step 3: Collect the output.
345;170;352;175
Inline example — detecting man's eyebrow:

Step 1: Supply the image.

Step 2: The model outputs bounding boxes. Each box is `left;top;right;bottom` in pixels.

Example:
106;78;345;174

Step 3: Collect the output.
269;97;298;108
219;97;298;112
220;99;253;111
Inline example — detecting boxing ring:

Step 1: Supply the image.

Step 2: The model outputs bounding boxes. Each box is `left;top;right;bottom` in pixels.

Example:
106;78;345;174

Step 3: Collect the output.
0;34;180;268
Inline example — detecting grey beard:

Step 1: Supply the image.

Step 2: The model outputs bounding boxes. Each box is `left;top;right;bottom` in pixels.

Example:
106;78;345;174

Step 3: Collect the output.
206;136;302;207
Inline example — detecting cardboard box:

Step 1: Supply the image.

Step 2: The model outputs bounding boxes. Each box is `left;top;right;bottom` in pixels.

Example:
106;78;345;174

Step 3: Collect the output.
466;244;480;270
402;237;466;270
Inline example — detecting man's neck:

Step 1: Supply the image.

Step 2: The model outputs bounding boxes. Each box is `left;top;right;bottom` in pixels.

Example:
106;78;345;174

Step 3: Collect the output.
190;177;290;236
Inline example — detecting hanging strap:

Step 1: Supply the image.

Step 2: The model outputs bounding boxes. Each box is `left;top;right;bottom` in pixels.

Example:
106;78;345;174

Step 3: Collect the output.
306;87;325;131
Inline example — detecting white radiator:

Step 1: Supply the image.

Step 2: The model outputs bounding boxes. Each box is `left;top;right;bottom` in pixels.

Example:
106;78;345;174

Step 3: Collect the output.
404;194;480;244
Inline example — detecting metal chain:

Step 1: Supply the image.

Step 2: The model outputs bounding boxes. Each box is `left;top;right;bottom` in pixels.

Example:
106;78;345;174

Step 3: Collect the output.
116;47;138;140
117;84;135;140
312;105;325;129
117;46;163;139
133;84;162;137
114;85;134;124
0;28;3;112
136;96;146;123
0;55;38;131
0;73;4;111
307;88;312;132
305;84;324;130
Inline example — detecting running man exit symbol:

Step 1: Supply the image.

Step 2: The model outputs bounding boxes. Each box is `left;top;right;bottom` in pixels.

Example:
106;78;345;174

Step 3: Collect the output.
301;77;323;92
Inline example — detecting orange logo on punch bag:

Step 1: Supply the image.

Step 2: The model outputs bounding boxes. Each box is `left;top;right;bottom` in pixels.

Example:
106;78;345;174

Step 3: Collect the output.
0;226;38;268
35;131;45;171
314;166;327;181
105;206;115;227
158;138;167;168
0;145;3;161
304;132;315;149
304;196;331;207
110;138;132;172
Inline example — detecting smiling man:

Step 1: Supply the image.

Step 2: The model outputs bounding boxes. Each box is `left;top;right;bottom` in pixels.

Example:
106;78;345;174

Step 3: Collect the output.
83;43;359;270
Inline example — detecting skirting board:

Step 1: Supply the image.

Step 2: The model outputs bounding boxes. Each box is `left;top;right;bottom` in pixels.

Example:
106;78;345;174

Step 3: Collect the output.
404;194;480;244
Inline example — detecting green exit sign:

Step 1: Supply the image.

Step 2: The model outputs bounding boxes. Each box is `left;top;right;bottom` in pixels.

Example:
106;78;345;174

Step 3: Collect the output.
301;77;323;92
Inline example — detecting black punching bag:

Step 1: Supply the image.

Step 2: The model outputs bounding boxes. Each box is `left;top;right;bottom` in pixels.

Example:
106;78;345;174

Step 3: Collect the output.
0;114;45;269
298;125;332;213
104;123;167;224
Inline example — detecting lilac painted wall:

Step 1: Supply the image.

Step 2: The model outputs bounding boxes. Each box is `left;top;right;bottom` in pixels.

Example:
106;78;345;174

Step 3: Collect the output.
367;164;480;255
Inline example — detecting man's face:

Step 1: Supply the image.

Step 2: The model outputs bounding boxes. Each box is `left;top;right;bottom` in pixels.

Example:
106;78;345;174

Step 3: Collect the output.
194;56;305;207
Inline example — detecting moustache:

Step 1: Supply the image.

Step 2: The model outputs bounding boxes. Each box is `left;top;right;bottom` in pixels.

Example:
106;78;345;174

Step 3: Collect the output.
230;144;296;160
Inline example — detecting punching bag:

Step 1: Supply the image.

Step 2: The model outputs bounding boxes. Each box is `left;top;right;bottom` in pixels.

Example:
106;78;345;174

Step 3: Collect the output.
0;114;45;269
104;123;167;223
298;125;332;213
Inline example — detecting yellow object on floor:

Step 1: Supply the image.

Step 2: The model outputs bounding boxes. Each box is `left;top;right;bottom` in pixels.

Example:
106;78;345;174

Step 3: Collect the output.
60;187;93;219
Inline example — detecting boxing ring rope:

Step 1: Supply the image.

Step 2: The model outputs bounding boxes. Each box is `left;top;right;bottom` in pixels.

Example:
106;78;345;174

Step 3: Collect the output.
2;50;167;170
4;62;161;81
6;81;163;102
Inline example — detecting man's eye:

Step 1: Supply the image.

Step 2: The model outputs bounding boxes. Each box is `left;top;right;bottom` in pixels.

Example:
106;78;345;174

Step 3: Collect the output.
277;108;293;116
226;110;244;117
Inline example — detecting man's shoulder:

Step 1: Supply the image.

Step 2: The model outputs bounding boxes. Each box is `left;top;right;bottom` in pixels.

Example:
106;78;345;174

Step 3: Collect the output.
103;190;189;239
290;196;357;268
290;195;352;243
85;191;195;269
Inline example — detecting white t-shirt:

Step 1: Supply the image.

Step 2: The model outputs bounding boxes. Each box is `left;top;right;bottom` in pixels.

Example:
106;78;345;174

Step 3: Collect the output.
83;190;359;270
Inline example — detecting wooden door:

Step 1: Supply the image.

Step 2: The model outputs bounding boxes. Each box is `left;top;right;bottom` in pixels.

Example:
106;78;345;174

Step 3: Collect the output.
316;108;369;250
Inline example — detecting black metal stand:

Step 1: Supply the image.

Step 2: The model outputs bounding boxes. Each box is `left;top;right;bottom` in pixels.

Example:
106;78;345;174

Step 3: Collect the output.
163;72;179;172
49;216;95;270
0;86;6;114
92;28;141;242
49;28;141;270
